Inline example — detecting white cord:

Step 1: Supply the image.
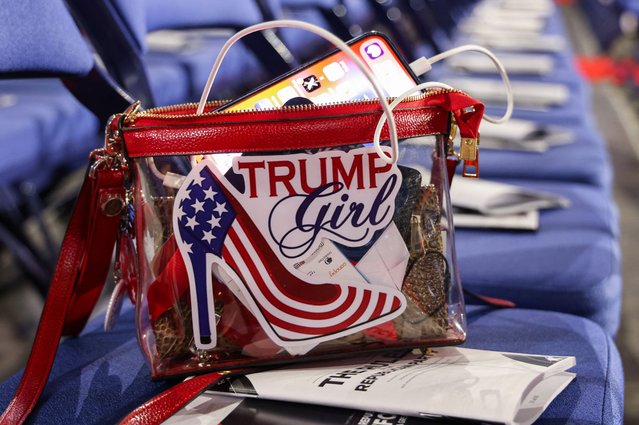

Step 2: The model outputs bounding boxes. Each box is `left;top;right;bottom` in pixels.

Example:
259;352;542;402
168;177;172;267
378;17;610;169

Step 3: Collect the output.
196;19;400;164
373;82;455;150
146;157;167;181
409;44;513;124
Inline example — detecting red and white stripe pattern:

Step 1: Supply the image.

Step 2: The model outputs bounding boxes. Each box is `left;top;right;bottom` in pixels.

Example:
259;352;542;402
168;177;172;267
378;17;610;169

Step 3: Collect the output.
176;160;407;351
221;206;406;347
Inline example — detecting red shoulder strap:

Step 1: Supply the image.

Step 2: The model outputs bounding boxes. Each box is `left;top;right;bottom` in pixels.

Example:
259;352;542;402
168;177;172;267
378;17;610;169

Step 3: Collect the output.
0;164;125;425
118;371;243;425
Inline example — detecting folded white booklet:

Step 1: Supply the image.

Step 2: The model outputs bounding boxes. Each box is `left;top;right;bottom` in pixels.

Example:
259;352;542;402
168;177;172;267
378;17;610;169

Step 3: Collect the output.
443;78;570;108
406;161;569;230
478;120;574;152
176;347;575;425
460;16;547;34
165;392;469;425
454;209;539;231
471;34;566;53
446;53;555;76
448;175;570;217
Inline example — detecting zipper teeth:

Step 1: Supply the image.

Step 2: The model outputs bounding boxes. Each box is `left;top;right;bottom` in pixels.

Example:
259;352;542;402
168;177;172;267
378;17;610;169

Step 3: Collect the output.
129;89;462;122
137;100;230;116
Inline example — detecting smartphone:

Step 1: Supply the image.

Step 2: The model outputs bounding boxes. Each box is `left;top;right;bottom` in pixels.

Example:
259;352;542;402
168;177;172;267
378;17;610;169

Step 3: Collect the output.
206;33;419;172
218;32;420;112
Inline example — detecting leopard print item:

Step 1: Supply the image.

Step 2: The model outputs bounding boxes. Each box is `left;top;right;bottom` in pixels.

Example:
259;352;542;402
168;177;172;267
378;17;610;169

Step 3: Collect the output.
153;302;194;360
396;184;449;338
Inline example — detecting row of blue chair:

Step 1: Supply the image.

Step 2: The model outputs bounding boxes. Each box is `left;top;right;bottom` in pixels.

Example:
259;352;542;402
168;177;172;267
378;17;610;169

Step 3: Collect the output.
0;1;131;293
440;2;625;422
0;0;624;423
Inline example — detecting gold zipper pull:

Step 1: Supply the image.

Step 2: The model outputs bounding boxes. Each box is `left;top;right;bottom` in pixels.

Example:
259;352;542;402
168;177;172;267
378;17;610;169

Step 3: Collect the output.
89;107;136;179
460;134;479;178
459;137;478;162
122;100;142;126
448;113;480;178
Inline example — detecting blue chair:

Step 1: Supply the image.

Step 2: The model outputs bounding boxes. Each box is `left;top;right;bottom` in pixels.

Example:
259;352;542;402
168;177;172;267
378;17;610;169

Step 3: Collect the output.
269;0;434;62
456;178;621;335
0;0;131;293
465;305;624;424
257;0;348;62
468;123;614;190
0;302;623;423
0;3;625;425
432;1;583;88
66;0;293;107
268;0;394;61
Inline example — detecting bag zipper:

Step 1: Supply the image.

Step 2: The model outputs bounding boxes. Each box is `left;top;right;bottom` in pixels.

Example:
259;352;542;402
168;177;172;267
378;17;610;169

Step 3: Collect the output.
126;88;461;120
118;89;482;177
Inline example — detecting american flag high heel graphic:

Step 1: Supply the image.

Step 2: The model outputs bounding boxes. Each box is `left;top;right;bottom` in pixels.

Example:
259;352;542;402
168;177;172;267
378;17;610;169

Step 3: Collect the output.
173;160;406;351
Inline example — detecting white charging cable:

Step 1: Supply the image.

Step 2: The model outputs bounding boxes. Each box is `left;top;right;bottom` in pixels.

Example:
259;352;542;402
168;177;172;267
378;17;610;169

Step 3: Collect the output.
373;81;455;150
409;44;513;124
198;22;513;164
197;19;401;164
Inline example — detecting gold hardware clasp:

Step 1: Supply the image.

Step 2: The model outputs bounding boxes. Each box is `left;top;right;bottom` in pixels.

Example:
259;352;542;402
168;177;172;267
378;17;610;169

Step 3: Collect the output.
89;102;141;179
461;133;480;178
459;137;478;162
447;114;480;178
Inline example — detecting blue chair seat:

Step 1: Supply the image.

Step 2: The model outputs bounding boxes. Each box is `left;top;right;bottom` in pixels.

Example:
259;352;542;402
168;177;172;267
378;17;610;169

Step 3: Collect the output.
476;125;613;189
457;180;621;334
444;5;591;126
454;3;577;61
497;179;619;236
464;305;623;425
0;304;623;423
445;7;584;87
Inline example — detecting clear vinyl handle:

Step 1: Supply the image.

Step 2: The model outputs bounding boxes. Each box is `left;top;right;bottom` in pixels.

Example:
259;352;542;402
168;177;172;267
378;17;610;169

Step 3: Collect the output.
196;19;400;164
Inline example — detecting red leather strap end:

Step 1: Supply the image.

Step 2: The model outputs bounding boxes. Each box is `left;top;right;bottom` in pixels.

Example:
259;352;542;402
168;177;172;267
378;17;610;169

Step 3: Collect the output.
63;170;125;335
118;371;241;425
476;294;516;308
462;157;479;179
464;289;516;309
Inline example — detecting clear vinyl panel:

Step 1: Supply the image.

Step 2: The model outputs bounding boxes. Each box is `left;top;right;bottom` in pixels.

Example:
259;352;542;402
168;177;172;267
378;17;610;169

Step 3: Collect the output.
132;136;465;378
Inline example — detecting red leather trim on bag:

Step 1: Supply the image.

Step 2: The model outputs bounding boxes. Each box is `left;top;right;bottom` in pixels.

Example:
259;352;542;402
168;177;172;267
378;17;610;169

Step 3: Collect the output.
124;107;448;157
118;371;243;425
121;93;483;158
0;167;125;425
63;178;126;335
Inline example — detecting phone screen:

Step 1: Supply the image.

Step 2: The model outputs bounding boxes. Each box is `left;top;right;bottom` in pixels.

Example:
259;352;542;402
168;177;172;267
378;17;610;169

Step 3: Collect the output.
220;33;419;112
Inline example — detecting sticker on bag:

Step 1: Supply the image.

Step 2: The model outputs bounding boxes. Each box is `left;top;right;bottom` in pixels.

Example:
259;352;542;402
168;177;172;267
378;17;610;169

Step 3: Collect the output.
173;146;408;352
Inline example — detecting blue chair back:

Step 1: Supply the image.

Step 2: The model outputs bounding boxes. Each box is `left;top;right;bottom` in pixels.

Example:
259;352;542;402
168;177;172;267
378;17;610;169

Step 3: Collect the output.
0;0;130;293
0;0;93;77
67;0;291;107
